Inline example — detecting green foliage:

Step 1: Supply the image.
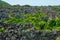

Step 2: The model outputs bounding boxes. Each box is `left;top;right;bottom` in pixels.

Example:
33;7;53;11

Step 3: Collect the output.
1;0;60;31
55;17;60;27
53;9;60;13
22;11;48;30
0;27;8;33
2;17;23;24
47;19;56;29
13;5;20;7
23;5;31;7
2;11;60;31
56;37;60;40
0;0;10;7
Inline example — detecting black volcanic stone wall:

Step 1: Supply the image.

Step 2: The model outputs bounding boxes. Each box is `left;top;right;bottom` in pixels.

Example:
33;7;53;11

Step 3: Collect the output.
0;6;60;40
0;6;60;20
0;22;60;40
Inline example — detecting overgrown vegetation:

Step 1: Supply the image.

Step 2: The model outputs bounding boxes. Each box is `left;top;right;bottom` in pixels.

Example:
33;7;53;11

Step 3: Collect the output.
56;37;60;40
2;11;60;31
0;27;8;33
0;0;60;32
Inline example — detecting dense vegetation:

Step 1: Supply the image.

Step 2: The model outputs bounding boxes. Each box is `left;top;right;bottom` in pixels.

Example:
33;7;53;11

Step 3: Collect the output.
2;11;60;32
0;0;60;40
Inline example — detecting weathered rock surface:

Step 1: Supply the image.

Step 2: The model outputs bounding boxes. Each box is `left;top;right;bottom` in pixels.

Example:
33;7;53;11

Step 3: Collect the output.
0;6;60;20
0;22;60;40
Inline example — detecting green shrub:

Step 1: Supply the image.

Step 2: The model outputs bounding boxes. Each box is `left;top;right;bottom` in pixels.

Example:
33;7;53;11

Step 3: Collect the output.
0;28;8;33
56;37;60;40
2;11;60;31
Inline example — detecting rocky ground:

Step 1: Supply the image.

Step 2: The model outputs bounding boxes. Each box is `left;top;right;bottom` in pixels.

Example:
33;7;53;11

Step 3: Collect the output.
0;22;60;40
0;6;60;40
0;6;60;21
0;0;60;40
